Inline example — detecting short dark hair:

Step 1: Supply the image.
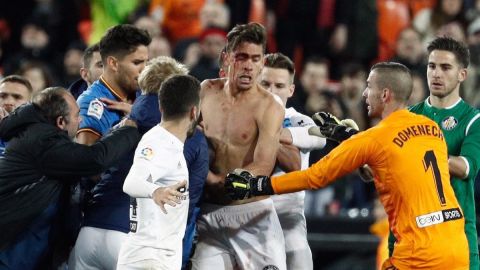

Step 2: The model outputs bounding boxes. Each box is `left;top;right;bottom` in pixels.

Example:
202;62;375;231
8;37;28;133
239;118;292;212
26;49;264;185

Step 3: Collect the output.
99;24;152;63
264;53;295;82
159;75;200;121
82;43;100;68
370;62;413;103
32;87;71;125
427;37;470;68
226;22;266;52
0;75;33;93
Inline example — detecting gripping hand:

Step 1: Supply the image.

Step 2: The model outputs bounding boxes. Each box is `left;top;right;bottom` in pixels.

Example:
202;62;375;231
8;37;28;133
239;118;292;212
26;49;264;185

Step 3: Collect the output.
309;112;359;143
312;112;341;126
225;169;274;200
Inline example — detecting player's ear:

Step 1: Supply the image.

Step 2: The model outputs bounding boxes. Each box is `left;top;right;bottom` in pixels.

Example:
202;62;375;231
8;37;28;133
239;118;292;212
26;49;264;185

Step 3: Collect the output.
80;67;88;82
288;83;295;98
56;115;66;130
106;56;118;72
458;68;467;83
190;105;198;121
382;88;390;102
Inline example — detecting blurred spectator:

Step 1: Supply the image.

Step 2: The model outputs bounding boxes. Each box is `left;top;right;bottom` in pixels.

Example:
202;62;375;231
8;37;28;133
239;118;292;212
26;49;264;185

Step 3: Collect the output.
200;1;230;30
390;27;427;82
436;20;467;42
338;63;368;131
287;56;330;115
61;41;86;87
3;18;54;75
17;61;55;93
465;0;480;22
413;0;467;46
149;0;205;44
266;0;338;70
190;27;227;81
174;38;201;68
330;0;378;79
408;72;428;106
305;90;345;119
376;0;410;61
133;13;162;37
465;18;480;107
149;35;172;59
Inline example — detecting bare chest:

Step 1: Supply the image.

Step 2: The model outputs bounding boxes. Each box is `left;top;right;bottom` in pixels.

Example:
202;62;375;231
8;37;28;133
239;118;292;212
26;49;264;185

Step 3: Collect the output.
201;96;258;148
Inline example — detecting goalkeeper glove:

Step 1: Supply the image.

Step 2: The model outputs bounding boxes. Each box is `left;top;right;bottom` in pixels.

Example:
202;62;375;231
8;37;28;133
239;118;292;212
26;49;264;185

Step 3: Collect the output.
309;112;359;143
224;169;274;200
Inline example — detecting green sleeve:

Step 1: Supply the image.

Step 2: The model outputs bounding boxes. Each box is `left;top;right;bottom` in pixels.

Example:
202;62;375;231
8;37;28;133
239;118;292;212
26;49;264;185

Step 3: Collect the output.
388;230;396;257
461;115;480;179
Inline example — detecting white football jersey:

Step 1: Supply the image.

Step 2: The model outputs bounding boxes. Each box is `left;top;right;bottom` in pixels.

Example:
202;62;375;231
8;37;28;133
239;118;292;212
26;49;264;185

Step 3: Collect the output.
272;107;315;211
119;125;189;267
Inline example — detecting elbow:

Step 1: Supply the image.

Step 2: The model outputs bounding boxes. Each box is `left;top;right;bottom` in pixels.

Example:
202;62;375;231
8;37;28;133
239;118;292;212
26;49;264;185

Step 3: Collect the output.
122;181;133;197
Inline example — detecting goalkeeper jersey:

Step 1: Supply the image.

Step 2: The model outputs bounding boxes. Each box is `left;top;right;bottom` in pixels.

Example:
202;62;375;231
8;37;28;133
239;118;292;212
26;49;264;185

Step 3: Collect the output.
272;109;468;269
410;98;480;257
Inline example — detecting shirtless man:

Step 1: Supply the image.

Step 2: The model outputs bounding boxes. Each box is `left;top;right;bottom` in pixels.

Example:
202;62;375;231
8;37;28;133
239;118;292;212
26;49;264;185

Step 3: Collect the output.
191;23;287;270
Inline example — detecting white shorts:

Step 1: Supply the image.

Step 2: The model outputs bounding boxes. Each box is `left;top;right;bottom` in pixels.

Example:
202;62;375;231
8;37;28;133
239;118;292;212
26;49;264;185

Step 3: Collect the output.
117;243;181;270
191;198;286;270
273;192;313;270
116;259;160;270
68;226;127;270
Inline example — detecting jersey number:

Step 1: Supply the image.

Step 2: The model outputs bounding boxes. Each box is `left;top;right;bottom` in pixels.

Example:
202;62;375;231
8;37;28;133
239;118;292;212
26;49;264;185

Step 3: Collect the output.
423;150;446;206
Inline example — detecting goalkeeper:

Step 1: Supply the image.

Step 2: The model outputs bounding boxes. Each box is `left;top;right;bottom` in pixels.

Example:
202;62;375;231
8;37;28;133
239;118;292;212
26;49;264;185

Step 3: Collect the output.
225;62;469;269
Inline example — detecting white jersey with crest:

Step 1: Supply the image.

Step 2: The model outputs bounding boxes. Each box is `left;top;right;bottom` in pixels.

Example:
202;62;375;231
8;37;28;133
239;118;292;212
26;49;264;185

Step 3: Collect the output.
118;125;189;269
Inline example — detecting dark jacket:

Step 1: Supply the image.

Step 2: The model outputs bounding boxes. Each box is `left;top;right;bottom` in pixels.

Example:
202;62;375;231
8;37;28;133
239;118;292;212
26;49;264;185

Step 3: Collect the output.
0;103;140;250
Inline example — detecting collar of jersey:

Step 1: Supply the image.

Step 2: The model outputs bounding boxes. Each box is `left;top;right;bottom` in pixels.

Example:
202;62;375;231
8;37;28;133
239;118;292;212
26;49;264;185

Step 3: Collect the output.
425;97;462;110
99;76;127;102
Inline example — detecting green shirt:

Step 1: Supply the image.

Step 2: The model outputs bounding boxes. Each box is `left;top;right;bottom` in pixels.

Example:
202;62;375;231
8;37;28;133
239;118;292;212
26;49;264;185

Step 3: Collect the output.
409;98;480;255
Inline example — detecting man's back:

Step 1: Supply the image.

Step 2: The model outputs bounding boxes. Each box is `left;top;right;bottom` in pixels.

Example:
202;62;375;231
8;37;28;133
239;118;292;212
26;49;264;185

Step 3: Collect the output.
274;109;469;269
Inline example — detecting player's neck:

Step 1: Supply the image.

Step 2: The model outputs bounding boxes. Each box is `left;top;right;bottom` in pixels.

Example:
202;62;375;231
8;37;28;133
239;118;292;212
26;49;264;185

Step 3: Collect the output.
382;102;407;119
160;120;189;143
429;92;461;109
101;72;128;100
227;81;254;98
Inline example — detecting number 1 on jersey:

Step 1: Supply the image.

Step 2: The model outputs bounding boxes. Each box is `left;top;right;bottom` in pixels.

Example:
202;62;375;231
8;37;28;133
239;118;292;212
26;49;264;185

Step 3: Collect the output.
423;150;446;206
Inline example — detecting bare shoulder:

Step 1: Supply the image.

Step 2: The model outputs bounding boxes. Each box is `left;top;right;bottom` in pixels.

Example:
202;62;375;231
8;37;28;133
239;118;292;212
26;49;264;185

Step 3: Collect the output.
200;78;227;97
258;86;284;113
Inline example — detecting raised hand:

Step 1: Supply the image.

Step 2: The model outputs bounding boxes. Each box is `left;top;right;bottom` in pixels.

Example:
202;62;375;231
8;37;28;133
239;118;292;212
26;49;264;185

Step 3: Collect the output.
309;112;359;143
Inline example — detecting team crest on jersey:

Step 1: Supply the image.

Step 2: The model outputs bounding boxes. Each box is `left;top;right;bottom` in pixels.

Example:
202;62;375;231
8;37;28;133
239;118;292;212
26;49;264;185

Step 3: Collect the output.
140;147;154;160
441;116;458;130
87;99;104;120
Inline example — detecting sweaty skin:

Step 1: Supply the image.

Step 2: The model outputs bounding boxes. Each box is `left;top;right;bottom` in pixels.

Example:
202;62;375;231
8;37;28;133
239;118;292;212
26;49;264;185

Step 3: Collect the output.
201;78;284;205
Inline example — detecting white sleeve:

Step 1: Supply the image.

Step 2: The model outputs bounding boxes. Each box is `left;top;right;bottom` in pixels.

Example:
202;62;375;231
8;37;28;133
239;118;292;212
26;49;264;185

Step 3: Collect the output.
288;126;327;151
123;159;160;198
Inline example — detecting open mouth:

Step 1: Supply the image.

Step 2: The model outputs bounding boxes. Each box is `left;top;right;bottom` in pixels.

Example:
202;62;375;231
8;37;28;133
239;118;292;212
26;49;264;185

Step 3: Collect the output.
239;75;252;84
